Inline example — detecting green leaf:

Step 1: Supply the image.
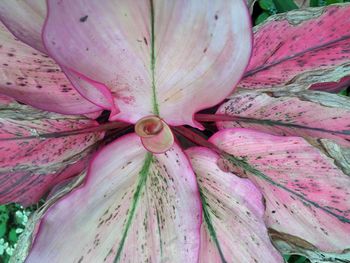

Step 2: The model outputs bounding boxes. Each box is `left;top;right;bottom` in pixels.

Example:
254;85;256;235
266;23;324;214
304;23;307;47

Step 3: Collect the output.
326;0;344;4
259;0;277;14
0;224;6;239
0;207;9;239
256;12;271;24
311;0;346;6
8;228;18;243
272;0;298;11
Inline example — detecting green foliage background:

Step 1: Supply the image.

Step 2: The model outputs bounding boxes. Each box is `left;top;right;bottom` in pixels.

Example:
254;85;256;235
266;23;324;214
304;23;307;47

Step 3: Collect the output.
0;205;31;263
0;0;349;262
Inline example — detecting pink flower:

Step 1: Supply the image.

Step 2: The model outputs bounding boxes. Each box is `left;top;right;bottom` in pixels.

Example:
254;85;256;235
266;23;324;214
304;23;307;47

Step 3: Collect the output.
0;1;349;262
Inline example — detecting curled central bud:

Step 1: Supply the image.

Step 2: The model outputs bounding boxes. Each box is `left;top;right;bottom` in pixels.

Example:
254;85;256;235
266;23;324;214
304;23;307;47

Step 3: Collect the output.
135;116;164;137
135;116;174;153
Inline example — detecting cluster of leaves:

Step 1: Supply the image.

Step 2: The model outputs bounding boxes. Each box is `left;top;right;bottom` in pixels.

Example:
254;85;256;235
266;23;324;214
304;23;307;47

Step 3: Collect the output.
0;0;349;262
0;205;31;263
255;0;350;24
252;1;350;261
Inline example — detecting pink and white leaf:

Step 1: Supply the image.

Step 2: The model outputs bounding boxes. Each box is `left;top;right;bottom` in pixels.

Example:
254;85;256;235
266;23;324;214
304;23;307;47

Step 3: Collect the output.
0;94;15;105
0;23;102;115
43;0;252;126
210;128;350;253
217;91;350;147
186;147;283;263
25;134;201;263
0;0;47;53
0;2;112;115
238;4;350;92
0;100;103;206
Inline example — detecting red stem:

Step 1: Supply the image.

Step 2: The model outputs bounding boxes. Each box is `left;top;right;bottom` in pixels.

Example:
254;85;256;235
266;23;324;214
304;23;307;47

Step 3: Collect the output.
195;113;239;122
173;126;222;154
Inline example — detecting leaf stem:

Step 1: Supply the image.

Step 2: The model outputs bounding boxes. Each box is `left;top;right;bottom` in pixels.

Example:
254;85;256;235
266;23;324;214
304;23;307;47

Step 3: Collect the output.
195;113;350;135
173;126;222;153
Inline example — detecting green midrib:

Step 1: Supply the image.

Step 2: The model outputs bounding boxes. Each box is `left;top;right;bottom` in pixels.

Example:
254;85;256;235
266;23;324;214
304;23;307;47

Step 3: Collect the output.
200;190;228;263
114;153;153;262
150;0;159;115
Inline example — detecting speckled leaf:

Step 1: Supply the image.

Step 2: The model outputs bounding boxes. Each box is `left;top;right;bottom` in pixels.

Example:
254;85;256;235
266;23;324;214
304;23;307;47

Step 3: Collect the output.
0;100;103;206
210;128;350;253
217;91;350;147
25;134;201;263
0;2;117;115
239;4;350;92
43;0;252;127
0;23;102;115
186;147;283;263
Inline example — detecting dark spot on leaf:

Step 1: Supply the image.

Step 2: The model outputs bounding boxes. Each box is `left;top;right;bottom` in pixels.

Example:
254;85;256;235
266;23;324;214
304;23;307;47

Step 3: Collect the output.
79;15;88;22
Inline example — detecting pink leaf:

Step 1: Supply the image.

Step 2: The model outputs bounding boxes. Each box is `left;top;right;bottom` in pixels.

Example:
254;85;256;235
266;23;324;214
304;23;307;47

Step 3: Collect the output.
0;2;116;115
210;128;350;253
0;100;103;206
239;4;350;92
0;0;47;53
0;23;102;115
26;134;201;262
43;0;252;126
0;94;15;105
186;147;283;262
217;91;350;147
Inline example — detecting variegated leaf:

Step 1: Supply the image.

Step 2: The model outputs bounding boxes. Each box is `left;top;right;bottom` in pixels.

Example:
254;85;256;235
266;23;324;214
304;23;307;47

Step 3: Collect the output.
238;4;350;92
43;0;252;126
0;0;47;53
218;91;350;147
210;128;350;253
0;100;103;206
0;23;102;115
186;147;283;263
25;134;201;263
